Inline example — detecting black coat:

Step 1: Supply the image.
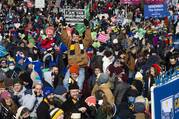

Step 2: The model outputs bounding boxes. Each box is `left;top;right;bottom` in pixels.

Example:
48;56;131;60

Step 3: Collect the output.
62;97;88;119
36;100;51;119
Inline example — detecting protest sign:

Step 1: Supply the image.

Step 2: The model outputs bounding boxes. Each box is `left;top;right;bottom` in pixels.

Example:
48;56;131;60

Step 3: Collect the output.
62;9;85;25
144;0;164;4
35;0;45;8
151;72;179;119
144;4;169;19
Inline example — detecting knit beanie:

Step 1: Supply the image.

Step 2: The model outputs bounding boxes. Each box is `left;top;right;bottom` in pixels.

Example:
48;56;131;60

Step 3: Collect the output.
69;81;79;90
69;64;79;74
54;86;67;95
0;91;11;100
13;78;22;85
152;64;161;75
43;87;54;98
97;73;109;85
50;108;64;119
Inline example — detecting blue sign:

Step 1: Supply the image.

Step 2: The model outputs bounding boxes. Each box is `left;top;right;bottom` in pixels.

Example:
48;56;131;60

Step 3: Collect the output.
144;4;169;19
151;75;179;119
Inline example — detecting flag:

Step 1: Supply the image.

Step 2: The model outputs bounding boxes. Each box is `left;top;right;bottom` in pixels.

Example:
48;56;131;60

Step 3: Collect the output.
84;3;90;20
75;23;86;36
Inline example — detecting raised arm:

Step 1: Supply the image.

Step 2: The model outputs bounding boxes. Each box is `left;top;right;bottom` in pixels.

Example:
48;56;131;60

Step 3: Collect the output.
61;27;71;47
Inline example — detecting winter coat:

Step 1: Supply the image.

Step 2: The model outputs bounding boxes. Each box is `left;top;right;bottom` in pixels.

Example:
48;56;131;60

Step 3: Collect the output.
113;81;130;106
102;56;114;73
143;75;155;100
12;86;26;107
92;83;114;105
37;99;51;119
21;89;43;118
61;27;92;67
61;97;88;119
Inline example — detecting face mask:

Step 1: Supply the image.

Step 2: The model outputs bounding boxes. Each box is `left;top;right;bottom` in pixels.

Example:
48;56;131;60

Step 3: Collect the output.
128;96;135;103
9;65;15;70
1;67;9;72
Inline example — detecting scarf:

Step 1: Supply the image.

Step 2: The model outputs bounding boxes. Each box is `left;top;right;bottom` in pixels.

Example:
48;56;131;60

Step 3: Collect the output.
69;39;85;55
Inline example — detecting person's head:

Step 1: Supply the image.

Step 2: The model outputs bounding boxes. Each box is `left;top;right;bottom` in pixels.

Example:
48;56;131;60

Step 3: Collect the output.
13;80;22;93
34;83;43;96
150;64;161;76
52;66;59;75
43;87;54;104
69;82;80;100
72;30;79;40
0;81;6;94
94;66;102;76
8;61;15;70
0;91;12;106
50;108;64;119
0;59;7;68
169;55;177;66
69;64;79;80
16;106;30;119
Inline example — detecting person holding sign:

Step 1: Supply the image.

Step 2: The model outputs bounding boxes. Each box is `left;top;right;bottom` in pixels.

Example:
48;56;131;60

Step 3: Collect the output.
61;19;92;91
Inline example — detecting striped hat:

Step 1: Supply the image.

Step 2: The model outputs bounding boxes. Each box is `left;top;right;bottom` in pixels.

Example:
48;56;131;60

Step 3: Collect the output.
50;108;64;119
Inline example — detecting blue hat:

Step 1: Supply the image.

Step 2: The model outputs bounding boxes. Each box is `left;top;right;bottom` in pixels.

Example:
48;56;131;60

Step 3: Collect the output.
43;87;54;98
54;86;67;95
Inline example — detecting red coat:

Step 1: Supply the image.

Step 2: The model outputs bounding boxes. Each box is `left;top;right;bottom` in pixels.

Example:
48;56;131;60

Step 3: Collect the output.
41;38;55;49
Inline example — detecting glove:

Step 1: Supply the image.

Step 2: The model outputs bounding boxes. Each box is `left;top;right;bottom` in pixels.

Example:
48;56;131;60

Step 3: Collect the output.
84;19;89;27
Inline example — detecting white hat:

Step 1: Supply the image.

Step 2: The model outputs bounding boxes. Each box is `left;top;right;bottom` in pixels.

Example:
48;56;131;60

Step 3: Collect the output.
16;106;26;119
71;113;81;119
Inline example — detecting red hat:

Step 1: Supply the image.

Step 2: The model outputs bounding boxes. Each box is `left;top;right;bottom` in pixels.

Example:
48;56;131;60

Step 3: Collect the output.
69;64;79;74
152;64;161;75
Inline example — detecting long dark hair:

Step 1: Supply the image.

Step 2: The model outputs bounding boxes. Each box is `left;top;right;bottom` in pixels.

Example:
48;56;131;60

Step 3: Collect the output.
1;98;18;115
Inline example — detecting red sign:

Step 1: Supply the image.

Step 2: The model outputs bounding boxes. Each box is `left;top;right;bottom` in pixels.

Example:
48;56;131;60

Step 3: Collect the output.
144;0;164;4
46;26;55;38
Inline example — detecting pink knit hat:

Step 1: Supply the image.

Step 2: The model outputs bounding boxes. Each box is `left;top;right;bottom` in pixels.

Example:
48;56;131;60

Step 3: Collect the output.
0;91;11;100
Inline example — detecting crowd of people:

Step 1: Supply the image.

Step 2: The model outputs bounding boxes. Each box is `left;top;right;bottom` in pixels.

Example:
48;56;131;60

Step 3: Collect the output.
0;0;179;119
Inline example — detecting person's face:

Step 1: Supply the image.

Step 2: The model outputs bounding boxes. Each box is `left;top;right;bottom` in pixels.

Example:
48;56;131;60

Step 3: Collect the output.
70;89;79;100
71;73;78;80
150;67;155;76
53;67;59;75
0;88;6;94
72;34;79;40
5;97;12;106
13;83;22;92
22;111;30;119
47;93;54;103
9;63;15;70
1;61;7;68
34;84;42;96
94;68;101;76
33;49;38;54
170;58;176;65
